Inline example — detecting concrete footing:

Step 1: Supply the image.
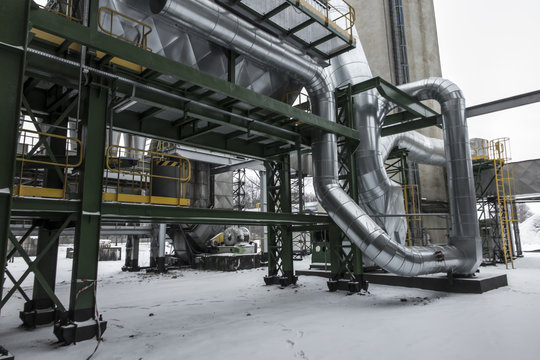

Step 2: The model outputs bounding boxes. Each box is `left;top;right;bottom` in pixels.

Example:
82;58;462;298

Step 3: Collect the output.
53;319;107;345
296;270;508;294
193;253;262;271
0;346;14;360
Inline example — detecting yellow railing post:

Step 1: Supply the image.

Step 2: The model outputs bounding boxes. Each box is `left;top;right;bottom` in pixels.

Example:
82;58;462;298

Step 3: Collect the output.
103;145;191;206
98;7;153;51
15;129;83;199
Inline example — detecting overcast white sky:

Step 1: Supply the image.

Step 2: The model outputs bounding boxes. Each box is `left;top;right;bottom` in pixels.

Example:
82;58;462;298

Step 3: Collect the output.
433;0;540;162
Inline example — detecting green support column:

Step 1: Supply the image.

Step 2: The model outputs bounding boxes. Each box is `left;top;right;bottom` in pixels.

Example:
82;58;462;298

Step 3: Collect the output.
54;82;108;344
0;0;30;313
17;224;61;328
264;155;296;286
346;131;364;281
328;223;342;278
265;161;278;280
279;155;295;284
325;85;368;293
32;225;59;304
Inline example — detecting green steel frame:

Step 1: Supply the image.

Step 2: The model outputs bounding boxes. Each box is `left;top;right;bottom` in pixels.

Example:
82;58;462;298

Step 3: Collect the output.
0;1;335;345
0;0;446;348
335;76;441;137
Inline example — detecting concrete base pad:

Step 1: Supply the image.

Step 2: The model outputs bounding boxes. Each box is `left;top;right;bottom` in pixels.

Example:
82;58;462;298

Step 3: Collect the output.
0;346;14;360
193;254;262;271
296;270;508;294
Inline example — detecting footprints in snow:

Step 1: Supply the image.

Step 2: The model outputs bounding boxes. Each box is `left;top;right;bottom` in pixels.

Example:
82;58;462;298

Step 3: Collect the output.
285;329;308;359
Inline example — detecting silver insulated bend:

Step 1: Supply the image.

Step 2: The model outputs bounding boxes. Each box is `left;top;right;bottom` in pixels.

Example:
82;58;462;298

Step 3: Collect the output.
151;0;481;276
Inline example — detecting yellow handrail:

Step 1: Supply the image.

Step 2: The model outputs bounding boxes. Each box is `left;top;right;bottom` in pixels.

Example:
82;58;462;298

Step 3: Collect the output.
17;129;83;168
300;0;356;41
106;145;191;183
98;7;153;50
105;145;191;205
15;128;82;199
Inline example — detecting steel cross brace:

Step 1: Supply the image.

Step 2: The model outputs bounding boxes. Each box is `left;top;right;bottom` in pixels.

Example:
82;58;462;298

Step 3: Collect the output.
1;224;36;303
22;96;78;159
0;214;73;311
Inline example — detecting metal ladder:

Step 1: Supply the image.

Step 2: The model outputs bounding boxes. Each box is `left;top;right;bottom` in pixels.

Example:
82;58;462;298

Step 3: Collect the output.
491;140;515;269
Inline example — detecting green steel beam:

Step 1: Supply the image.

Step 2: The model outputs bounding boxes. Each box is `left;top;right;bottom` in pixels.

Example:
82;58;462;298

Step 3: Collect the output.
130;90;304;146
29;7;361;142
11;197;328;226
338;77;439;119
291;224;329;232
112;110;272;159
284;0;355;47
100;202;329;225
23;51;312;152
11;197;79;215
0;0;31;311
383;111;418;126
262;3;291;20
139;107;163;122
381;117;438;137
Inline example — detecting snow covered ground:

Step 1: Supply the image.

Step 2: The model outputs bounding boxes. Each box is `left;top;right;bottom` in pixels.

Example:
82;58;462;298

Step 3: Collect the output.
2;243;540;360
520;213;540;251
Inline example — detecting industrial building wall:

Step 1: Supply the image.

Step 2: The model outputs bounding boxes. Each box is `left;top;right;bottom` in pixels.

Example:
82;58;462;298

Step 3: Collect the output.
350;0;442;83
349;0;448;243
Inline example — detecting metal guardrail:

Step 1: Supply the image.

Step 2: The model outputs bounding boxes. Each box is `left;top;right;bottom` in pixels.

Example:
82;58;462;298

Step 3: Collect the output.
98;7;153;50
104;145;191;205
15;128;83;199
301;0;356;41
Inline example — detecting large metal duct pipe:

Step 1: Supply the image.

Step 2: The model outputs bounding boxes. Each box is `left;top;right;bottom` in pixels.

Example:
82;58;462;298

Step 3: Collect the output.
380;132;445;166
398;78;482;269
320;37;469;275
150;0;481;275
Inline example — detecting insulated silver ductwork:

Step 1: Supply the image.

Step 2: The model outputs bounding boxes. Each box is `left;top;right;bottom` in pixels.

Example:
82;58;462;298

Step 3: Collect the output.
398;78;482;267
379;132;445;166
150;0;481;275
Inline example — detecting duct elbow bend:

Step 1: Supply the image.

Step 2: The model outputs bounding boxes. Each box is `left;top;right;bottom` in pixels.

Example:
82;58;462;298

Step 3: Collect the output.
399;77;464;105
398;77;482;275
